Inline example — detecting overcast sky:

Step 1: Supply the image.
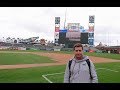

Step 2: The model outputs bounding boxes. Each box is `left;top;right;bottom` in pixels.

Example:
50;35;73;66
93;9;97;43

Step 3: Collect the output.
0;7;120;46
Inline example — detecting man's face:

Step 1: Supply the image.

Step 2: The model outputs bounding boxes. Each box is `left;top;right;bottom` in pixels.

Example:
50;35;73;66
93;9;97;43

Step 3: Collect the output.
74;47;83;58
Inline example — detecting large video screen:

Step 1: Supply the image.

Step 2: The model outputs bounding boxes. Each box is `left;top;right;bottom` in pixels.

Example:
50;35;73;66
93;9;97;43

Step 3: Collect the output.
58;32;88;44
66;32;81;41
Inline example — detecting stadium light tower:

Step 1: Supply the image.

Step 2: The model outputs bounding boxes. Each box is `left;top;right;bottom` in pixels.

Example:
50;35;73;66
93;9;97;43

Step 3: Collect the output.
64;8;67;29
117;40;118;46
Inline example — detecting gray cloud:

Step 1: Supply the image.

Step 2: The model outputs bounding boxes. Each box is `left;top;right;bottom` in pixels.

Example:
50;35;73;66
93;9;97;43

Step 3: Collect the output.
0;7;120;45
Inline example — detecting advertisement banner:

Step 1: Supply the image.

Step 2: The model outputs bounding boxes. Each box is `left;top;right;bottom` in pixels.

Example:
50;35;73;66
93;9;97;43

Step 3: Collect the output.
89;23;94;26
68;23;80;32
89;15;95;23
80;29;88;33
55;27;60;32
59;29;67;33
55;24;60;27
80;26;84;30
55;38;59;43
88;26;94;32
54;32;59;39
88;33;94;38
88;39;94;45
55;17;60;24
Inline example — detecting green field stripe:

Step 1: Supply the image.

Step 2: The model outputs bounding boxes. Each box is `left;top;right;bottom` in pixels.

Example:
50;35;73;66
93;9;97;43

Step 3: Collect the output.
96;68;119;72
0;53;55;65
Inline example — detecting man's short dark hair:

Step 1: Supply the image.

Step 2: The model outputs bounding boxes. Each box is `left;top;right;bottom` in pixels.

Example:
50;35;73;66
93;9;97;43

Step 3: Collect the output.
73;43;83;50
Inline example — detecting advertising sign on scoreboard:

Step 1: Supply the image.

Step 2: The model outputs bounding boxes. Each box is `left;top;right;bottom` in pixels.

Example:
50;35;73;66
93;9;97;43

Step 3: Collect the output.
55;27;60;32
59;29;67;33
88;26;94;32
55;17;60;24
55;38;59;43
89;15;95;23
68;23;80;32
88;33;94;38
80;29;88;33
54;32;59;39
88;39;94;45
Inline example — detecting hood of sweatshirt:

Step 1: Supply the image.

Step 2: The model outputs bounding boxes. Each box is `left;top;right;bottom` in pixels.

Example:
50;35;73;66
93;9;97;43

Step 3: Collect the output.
72;55;89;63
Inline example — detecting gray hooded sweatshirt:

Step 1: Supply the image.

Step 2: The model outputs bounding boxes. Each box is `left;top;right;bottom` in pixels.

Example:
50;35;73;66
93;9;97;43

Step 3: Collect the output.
64;55;98;83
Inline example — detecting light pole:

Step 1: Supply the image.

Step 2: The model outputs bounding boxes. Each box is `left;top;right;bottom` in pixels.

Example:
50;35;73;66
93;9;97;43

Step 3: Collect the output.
117;40;118;46
64;8;67;29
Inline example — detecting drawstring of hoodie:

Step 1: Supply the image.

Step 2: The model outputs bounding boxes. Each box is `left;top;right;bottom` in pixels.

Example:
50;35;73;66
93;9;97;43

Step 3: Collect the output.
78;62;80;74
70;61;76;82
71;60;81;77
71;61;76;75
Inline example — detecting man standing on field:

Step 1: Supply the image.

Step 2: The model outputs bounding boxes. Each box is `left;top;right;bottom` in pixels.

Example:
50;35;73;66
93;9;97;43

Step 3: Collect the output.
64;43;98;83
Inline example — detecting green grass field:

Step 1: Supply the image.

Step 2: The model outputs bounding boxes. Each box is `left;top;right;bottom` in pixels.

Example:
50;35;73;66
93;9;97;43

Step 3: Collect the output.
0;53;55;65
43;62;120;83
1;50;120;60
0;50;120;83
0;62;120;83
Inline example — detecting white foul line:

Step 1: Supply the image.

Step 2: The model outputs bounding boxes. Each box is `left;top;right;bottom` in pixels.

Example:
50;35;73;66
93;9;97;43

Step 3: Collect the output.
45;72;65;76
42;67;119;83
42;72;65;83
42;75;53;83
